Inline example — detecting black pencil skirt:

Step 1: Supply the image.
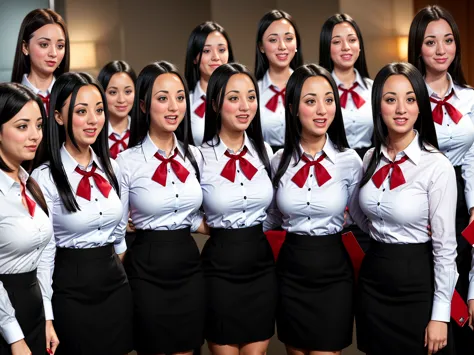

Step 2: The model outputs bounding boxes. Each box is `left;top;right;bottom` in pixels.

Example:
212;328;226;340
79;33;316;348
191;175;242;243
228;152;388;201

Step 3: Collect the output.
0;270;45;355
52;244;133;355
124;228;205;354
276;232;354;351
201;224;277;345
356;240;454;355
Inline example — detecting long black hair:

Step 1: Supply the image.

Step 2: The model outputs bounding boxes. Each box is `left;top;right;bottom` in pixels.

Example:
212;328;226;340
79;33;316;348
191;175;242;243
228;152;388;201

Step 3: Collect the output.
319;13;370;87
255;9;303;81
98;60;137;92
273;64;349;187
184;21;234;92
11;8;70;83
0;83;49;214
202;62;271;175
360;62;439;186
129;61;200;180
37;72;119;212
408;5;468;87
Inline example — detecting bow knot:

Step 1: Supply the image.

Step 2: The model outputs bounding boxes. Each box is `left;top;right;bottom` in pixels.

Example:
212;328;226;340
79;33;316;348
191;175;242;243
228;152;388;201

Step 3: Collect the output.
75;164;112;200
194;95;206;118
109;131;130;159
371;155;410;190
265;87;286;112
152;148;190;186
338;83;365;109
37;93;51;114
220;147;258;182
291;153;331;188
430;90;463;125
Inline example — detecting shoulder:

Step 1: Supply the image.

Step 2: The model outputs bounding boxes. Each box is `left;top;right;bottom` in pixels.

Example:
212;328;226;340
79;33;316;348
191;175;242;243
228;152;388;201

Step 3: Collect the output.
362;148;376;168
263;142;274;160
270;148;284;172
337;148;363;170
187;144;204;165
31;163;56;193
363;78;374;89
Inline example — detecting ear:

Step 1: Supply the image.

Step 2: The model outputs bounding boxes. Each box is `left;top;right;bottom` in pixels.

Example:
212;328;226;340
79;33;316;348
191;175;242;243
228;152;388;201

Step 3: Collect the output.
259;43;264;54
54;110;64;126
22;41;29;56
140;99;146;114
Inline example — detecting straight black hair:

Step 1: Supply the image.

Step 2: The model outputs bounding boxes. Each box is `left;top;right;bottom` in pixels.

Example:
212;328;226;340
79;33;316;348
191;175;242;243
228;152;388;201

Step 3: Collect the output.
0;83;49;214
202;62;271;175
129;61;200;180
273;64;349;187
185;22;234;92
36;72;119;212
408;5;468;87
255;9;303;81
360;62;439;186
98;60;137;92
319;13;370;87
11;8;70;83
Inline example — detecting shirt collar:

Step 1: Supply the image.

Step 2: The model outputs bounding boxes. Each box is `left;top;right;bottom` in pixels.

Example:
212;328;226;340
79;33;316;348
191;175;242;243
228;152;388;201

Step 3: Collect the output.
0;166;29;195
142;133;184;162
21;74;55;96
108;116;131;136
332;68;364;89
212;132;256;161
299;134;336;164
192;82;206;103
261;69;294;90
60;144;104;174
425;73;459;100
380;130;421;165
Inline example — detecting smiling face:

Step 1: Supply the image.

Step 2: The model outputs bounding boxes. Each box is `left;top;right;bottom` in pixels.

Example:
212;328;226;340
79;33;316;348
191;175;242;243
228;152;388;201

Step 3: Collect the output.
421;19;456;75
330;22;360;71
105;72;135;120
197;31;230;83
22;24;66;77
0;100;43;167
260;19;297;71
219;73;258;134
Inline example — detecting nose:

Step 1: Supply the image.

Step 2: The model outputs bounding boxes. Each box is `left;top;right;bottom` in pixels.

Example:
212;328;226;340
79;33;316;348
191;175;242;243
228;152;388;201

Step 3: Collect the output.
168;97;179;112
211;48;220;61
316;99;327;116
341;39;350;51
239;98;250;111
87;109;99;125
395;100;407;115
436;41;446;56
30;124;41;142
48;45;57;58
117;91;125;104
278;38;287;51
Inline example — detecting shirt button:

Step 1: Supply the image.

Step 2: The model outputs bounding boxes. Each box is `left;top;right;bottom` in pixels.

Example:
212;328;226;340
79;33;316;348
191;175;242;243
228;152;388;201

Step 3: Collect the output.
310;174;313;177
450;136;452;139
95;198;98;202
306;202;310;205
98;227;101;230
174;210;177;213
243;210;246;213
377;202;380;206
99;212;102;215
176;194;179;198
172;181;175;184
244;196;247;200
307;216;311;220
241;183;244;186
382;188;386;192
308;188;311;191
237;170;240;173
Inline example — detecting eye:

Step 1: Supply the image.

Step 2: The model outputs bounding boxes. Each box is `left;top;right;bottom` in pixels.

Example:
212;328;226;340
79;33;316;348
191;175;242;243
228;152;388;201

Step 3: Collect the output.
407;97;417;103
40;43;48;48
325;97;334;104
446;37;454;44
177;95;185;102
331;40;341;45
158;96;167;102
37;122;43;130
349;37;358;43
96;107;104;114
125;90;133;95
269;38;277;43
229;96;238;102
425;40;435;46
384;97;396;104
285;36;294;42
202;49;210;54
305;99;315;105
219;48;227;53
17;124;27;130
76;109;87;115
248;95;256;101
108;90;117;96
57;44;65;50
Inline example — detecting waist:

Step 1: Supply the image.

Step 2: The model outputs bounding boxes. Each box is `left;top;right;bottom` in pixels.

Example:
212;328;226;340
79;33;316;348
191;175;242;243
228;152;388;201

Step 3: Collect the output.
55;243;115;260
210;224;263;241
135;227;191;243
0;269;37;287
368;239;432;258
285;231;342;246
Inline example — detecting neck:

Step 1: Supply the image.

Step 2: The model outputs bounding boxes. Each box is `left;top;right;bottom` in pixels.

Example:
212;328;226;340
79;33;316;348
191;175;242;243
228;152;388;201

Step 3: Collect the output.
334;66;356;88
199;77;209;94
65;141;92;168
219;128;245;152
109;115;129;134
386;130;416;159
268;65;292;90
425;70;450;97
300;132;326;157
0;155;21;183
27;70;54;92
149;129;175;157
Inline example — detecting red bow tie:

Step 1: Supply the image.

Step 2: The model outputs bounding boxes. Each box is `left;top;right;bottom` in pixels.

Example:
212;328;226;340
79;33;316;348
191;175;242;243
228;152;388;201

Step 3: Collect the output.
109;131;130;159
194;95;206;118
266;86;286;112
152;149;190;186
430;91;463;125
21;182;36;217
37;93;50;114
221;147;258;182
291;153;331;188
75;165;112;200
338;83;365;109
372;155;410;190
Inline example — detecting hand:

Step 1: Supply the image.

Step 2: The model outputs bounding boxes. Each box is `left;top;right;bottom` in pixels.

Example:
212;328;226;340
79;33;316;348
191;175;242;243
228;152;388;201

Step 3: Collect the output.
197;219;210;235
425;320;448;354
126;218;136;233
10;339;31;355
427;224;432;237
468;299;474;330
117;252;126;263
46;320;59;354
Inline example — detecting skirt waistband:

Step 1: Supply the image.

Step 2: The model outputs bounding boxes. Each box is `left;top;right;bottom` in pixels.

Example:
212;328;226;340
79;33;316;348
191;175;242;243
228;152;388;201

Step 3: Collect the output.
135;227;191;243
285;232;342;246
0;269;37;287
56;243;115;260
210;224;263;241
369;239;432;258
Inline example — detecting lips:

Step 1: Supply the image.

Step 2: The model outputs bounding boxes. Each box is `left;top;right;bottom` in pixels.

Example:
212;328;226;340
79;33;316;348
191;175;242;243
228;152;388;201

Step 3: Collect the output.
115;106;129;112
341;54;352;61
25;145;38;152
236;114;249;123
434;58;448;64
83;128;97;137
209;64;220;69
46;61;57;67
394;117;408;125
276;53;288;61
165;115;178;124
313;118;327;128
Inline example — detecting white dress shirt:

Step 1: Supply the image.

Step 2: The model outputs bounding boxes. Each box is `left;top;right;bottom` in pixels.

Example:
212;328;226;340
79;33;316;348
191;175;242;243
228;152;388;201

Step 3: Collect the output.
108;115;131;154
426;74;474;211
199;133;273;229
21;74;55;112
265;135;368;235
0;168;53;344
116;133;203;234
31;145;125;321
258;70;291;147
359;133;458;322
332;69;374;149
190;83;206;146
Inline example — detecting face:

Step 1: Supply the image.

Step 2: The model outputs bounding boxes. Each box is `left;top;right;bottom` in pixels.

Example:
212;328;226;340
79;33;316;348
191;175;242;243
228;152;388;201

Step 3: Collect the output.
146;73;186;135
298;76;336;139
197;31;229;82
380;75;419;136
0;100;43;167
23;24;66;77
55;85;105;151
105;73;135;120
330;22;360;71
421;19;456;75
219;73;258;134
260;19;297;70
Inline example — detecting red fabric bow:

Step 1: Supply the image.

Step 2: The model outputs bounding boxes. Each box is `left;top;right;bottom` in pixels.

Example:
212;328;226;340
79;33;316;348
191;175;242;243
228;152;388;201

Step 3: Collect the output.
109;131;130;159
265;87;286;112
75;165;112;200
37;93;50;114
291;153;331;188
430;90;463;125
371;155;409;190
152;148;190;186
194;95;206;118
221;147;258;182
339;83;366;109
21;182;36;217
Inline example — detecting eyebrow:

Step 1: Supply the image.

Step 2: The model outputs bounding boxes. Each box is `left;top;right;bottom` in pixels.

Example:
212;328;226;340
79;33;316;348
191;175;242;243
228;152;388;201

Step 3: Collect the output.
37;37;65;42
424;33;453;39
13;118;31;123
266;32;294;38
383;91;415;96
203;43;227;46
331;33;357;39
302;91;333;98
108;85;133;90
225;89;256;95
73;102;103;107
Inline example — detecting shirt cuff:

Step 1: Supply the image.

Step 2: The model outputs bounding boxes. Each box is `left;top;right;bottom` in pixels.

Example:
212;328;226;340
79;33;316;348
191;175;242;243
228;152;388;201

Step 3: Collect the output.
43;298;54;320
431;300;451;322
1;320;24;344
468;281;474;301
191;212;204;233
114;238;127;255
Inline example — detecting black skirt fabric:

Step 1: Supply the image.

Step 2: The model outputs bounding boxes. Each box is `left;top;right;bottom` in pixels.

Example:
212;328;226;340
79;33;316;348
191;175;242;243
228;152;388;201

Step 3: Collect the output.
53;244;133;355
0;270;45;355
124;228;205;354
276;232;354;351
201;224;277;345
356;240;454;355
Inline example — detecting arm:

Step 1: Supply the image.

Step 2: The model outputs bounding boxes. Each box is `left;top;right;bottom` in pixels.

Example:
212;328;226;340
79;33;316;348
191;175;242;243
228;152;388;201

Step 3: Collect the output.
0;281;24;345
347;152;369;234
462;110;474;218
110;158;127;255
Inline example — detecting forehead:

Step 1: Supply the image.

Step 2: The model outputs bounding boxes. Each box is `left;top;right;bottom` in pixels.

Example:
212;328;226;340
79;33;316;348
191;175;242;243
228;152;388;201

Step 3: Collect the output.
10;100;42;121
107;72;134;88
153;73;184;91
31;23;65;40
75;85;102;101
424;19;453;36
264;19;295;36
301;75;333;93
204;31;227;45
226;73;255;91
383;74;414;91
332;22;357;36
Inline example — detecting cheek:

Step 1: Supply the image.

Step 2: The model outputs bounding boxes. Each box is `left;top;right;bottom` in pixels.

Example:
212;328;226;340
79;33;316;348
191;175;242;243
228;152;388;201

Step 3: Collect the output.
29;45;46;62
106;94;117;105
127;93;135;104
447;43;457;56
150;102;167;120
1;129;25;145
380;103;393;123
263;41;275;54
421;45;433;60
330;44;339;61
298;104;314;120
220;52;229;64
326;103;337;119
221;101;235;116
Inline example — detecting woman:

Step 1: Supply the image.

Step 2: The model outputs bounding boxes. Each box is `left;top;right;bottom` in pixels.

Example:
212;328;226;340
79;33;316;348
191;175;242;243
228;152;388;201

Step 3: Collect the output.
11;8;70;113
267;64;367;355
199;63;275;355
255;9;303;152
117;61;207;355
357;62;457;355
31;72;133;355
409;6;474;353
0;83;59;354
184;21;234;146
98;60;136;159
